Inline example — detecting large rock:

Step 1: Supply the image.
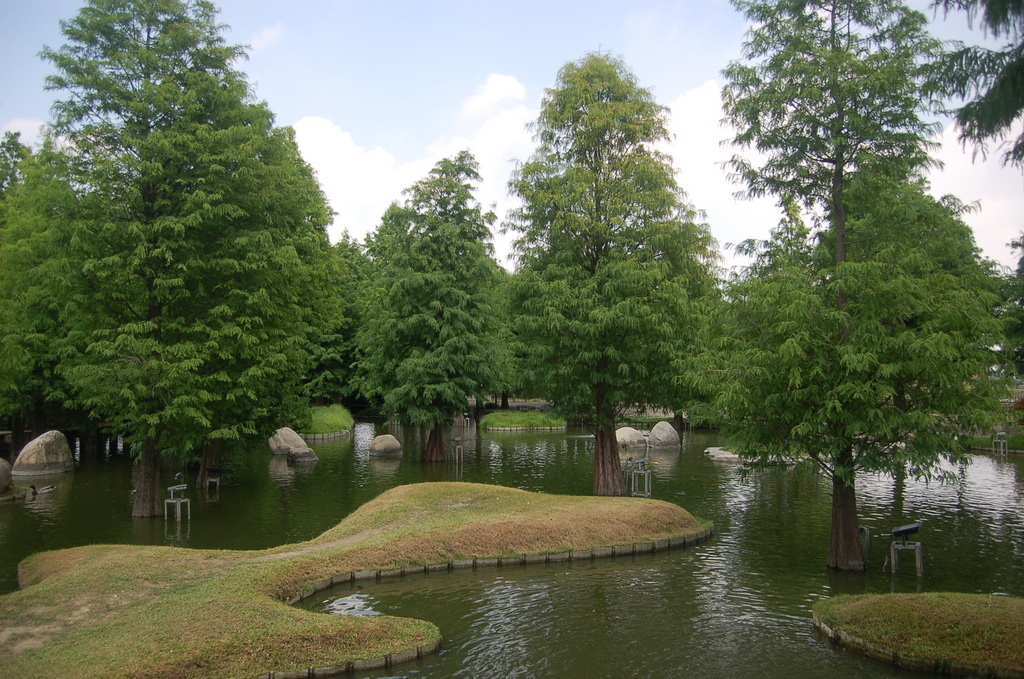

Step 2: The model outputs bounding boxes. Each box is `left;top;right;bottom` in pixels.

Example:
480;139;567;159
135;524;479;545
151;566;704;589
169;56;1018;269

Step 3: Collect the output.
615;426;647;448
369;434;402;454
268;427;318;463
647;421;680;447
12;430;74;476
704;446;742;463
0;458;11;493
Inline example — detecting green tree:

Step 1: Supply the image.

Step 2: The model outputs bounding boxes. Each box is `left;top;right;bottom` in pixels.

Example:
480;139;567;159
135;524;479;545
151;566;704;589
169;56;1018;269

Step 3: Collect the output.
0;136;81;452
43;0;331;516
934;0;1024;168
1002;234;1024;375
720;0;969;570
508;53;718;496
303;234;370;406
357;151;502;462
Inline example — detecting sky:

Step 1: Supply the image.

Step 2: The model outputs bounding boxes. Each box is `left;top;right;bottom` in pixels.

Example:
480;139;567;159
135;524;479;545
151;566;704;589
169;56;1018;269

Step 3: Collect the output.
2;0;1022;274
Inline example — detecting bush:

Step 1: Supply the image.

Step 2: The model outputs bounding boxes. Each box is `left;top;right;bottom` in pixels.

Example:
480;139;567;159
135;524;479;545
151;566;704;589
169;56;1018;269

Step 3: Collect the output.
306;404;354;434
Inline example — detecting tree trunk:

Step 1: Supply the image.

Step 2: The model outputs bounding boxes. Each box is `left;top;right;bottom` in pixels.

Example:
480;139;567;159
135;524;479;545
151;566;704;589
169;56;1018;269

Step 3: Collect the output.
132;438;163;517
423;422;447;463
197;439;221;490
501;391;510;409
593;421;625;496
827;472;864;571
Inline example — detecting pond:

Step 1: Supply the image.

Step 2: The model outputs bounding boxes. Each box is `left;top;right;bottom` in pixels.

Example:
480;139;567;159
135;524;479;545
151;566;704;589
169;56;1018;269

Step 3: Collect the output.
1;422;1022;678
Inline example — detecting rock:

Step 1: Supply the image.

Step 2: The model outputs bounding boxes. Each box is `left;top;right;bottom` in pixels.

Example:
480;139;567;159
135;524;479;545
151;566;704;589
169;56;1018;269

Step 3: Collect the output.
369;434;402;454
704;446;742;463
268;427;307;454
0;458;11;493
287;446;319;463
11;430;74;476
615;426;647;448
647;421;680;447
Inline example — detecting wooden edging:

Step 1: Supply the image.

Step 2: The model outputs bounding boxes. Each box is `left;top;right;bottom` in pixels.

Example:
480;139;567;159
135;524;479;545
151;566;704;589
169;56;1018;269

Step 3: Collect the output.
813;613;1024;678
261;525;714;678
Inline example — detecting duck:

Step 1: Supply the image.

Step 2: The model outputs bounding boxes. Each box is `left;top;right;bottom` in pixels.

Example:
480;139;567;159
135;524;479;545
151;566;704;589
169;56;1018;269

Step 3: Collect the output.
29;484;56;496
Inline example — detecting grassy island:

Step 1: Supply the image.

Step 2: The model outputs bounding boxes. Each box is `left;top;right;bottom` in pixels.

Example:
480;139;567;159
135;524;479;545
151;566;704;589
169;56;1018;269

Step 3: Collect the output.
813;593;1024;677
0;482;709;678
480;411;567;430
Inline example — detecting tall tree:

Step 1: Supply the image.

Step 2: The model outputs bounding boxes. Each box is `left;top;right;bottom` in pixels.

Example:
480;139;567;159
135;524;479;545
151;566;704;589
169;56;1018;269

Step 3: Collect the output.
934;0;1024;168
508;53;718;496
42;0;331;516
357;151;502;462
721;0;995;570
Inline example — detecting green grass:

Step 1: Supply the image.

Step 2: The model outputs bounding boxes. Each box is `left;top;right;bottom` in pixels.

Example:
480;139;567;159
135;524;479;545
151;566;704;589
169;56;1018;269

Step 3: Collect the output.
814;593;1024;675
0;482;708;679
480;411;566;429
305;404;354;434
965;433;1024;450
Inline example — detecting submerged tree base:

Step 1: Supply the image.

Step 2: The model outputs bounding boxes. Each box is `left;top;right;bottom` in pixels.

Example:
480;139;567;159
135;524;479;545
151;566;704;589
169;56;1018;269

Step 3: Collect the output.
0;482;709;678
813;593;1024;677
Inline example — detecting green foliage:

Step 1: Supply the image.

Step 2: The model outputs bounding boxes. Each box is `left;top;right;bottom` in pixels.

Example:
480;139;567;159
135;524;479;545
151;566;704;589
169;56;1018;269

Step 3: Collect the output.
934;0;1024;168
1002;235;1024;374
722;0;944;212
0;138;80;425
357;151;502;429
42;0;332;456
508;52;719;426
303;235;370;404
711;179;1006;481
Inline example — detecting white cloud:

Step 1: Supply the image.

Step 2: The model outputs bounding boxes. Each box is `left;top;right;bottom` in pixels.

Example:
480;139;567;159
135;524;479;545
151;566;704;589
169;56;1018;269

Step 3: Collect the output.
926;122;1024;272
294;75;537;266
460;74;528;120
663;79;782;273
250;23;284;51
3;118;47;147
293;115;431;245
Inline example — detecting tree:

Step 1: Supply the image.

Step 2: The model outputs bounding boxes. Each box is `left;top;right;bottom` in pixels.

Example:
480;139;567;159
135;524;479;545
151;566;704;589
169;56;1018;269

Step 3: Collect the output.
1002;233;1024;375
0;136;82;453
934;0;1024;168
508;53;718;496
42;0;331;516
303;234;370;406
720;0;968;570
357;151;502;462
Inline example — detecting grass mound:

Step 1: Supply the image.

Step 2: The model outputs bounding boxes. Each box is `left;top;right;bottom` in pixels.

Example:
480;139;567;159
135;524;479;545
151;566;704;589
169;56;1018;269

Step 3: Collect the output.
0;482;708;679
305;404;355;434
480;411;566;429
814;593;1024;676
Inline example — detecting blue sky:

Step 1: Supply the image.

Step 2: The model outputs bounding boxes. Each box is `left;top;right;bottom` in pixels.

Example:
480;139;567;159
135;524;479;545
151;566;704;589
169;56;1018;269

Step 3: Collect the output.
2;0;1021;271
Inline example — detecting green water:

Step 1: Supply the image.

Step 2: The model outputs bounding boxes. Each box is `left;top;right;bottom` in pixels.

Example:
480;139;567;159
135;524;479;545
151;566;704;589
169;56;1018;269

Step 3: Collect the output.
2;422;1022;677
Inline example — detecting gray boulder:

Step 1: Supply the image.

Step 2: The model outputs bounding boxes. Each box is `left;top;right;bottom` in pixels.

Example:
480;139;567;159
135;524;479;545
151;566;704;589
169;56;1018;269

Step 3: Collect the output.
12;430;73;476
369;434;402;454
647;421;680;447
615;426;647;448
705;446;742;463
268;427;318;463
0;458;11;493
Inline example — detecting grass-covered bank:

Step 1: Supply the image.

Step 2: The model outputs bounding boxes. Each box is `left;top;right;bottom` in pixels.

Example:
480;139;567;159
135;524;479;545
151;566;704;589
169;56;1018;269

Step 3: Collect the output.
305;404;355;434
813;593;1024;676
0;482;708;678
480;411;567;429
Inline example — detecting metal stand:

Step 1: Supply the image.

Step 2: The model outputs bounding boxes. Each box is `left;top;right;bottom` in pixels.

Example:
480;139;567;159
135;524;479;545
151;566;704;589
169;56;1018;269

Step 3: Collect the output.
890;541;923;577
626;456;652;498
164;483;190;523
993;432;1008;456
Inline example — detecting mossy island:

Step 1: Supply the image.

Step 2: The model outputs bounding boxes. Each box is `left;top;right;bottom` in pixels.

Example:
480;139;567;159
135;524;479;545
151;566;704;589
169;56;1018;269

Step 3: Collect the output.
0;482;710;678
814;593;1024;677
